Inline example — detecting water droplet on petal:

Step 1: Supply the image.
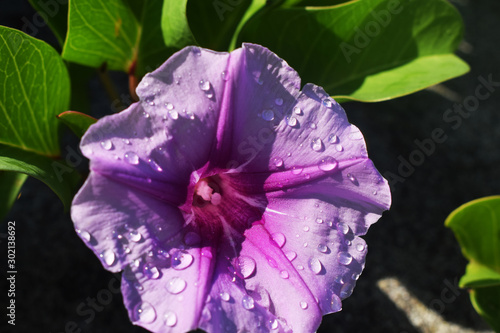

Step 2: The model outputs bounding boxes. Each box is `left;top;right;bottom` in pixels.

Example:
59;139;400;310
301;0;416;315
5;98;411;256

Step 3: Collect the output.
164;311;177;327
373;190;378;195
134;302;156;323
144;96;155;106
347;173;357;184
352;273;360;280
165;102;174;110
220;292;230;302
242;295;255;310
317;244;328;253
337;222;349;235
275;97;283;106
273;157;283;167
340;284;354;298
238;256;256;279
315;218;323;224
221;71;229;81
303;226;310;232
129;230;142;242
280;270;289;279
169;110;179;120
262;109;275;121
142;111;150;118
124;152;139;165
271;232;286;248
100;140;112;150
77;229;91;242
318;156;338;172
183;232;201;246
308;257;322;274
300;301;308;309
143;263;160;279
322;98;333;108
291;167;303;175
171;250;194;270
199;79;211;91
331;294;342;312
285;251;297;261
148;158;163;172
356;243;365;252
286;116;297;127
293;106;303;115
134;282;143;291
267;319;279;330
335;144;344;152
311;138;323;152
266;256;278;268
186;111;195;120
201;308;211;321
328;134;339;144
166;277;187;294
338;252;353;265
100;250;116;266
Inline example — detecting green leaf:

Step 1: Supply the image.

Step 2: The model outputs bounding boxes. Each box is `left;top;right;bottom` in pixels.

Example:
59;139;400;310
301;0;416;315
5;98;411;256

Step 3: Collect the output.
0;171;27;221
161;0;197;50
57;111;97;138
470;286;500;332
0;26;70;156
62;0;140;71
446;195;500;332
281;0;350;7
0;144;81;211
28;0;69;46
238;0;469;102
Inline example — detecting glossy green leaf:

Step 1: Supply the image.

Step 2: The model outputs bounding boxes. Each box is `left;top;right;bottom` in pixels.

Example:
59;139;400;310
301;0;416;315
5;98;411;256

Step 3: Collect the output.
470;286;500;332
0;171;27;221
446;195;500;332
62;0;139;71
0;26;70;157
28;0;69;46
161;0;197;49
238;0;469;102
57;111;97;138
281;0;351;7
0;144;81;211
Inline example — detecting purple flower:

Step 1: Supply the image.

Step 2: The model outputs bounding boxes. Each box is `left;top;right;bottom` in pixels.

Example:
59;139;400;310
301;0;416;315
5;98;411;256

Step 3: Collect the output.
71;44;391;333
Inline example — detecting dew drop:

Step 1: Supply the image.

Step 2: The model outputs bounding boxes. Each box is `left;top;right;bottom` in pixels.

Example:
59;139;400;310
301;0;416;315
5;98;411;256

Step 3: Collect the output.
100;250;116;266
337;222;349;235
238;256;256;279
100;139;112;150
286;116;298;127
164;311;177;327
134;302;156;323
347;173;357;184
77;229;91;242
148;159;163;172
242;295;255;310
356;243;365;252
279;270;289;279
328;134;339;144
183;232;201;246
308;257;322;274
340;284;354;299
322;98;333;108
315;218;323;224
134;282;143;291
300;301;308;309
261;109;275;121
373;190;378;195
331;294;342;312
318;156;338;172
165;102;174;110
293;106;303;115
310;138;323;152
303;226;310;232
124;152;139;165
186;111;195;120
220;292;230;302
267;319;279;330
199;79;211;91
122;138;131;145
171;251;194;270
275;97;283;106
285;251;297;261
317;244;328;253
144;96;155;106
129;230;142;242
271;232;286;248
297;265;304;270
335;144;344;152
143;263;160;279
338;252;353;265
142;111;150;118
124;246;131;254
291;166;303;175
166;277;187;294
221;71;229;81
201;308;211;321
266;256;278;268
168;110;179;120
352;273;360;280
273;157;283;167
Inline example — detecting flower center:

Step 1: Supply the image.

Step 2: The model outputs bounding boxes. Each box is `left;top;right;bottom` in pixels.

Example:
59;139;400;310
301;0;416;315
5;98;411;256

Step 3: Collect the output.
193;176;223;207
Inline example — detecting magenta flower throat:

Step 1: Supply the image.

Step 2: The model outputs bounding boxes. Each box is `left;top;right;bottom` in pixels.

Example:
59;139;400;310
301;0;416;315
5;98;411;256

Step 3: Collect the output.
71;44;391;333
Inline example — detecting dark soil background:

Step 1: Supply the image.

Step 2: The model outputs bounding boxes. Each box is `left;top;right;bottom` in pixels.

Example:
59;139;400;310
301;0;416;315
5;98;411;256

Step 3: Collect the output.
1;1;499;332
